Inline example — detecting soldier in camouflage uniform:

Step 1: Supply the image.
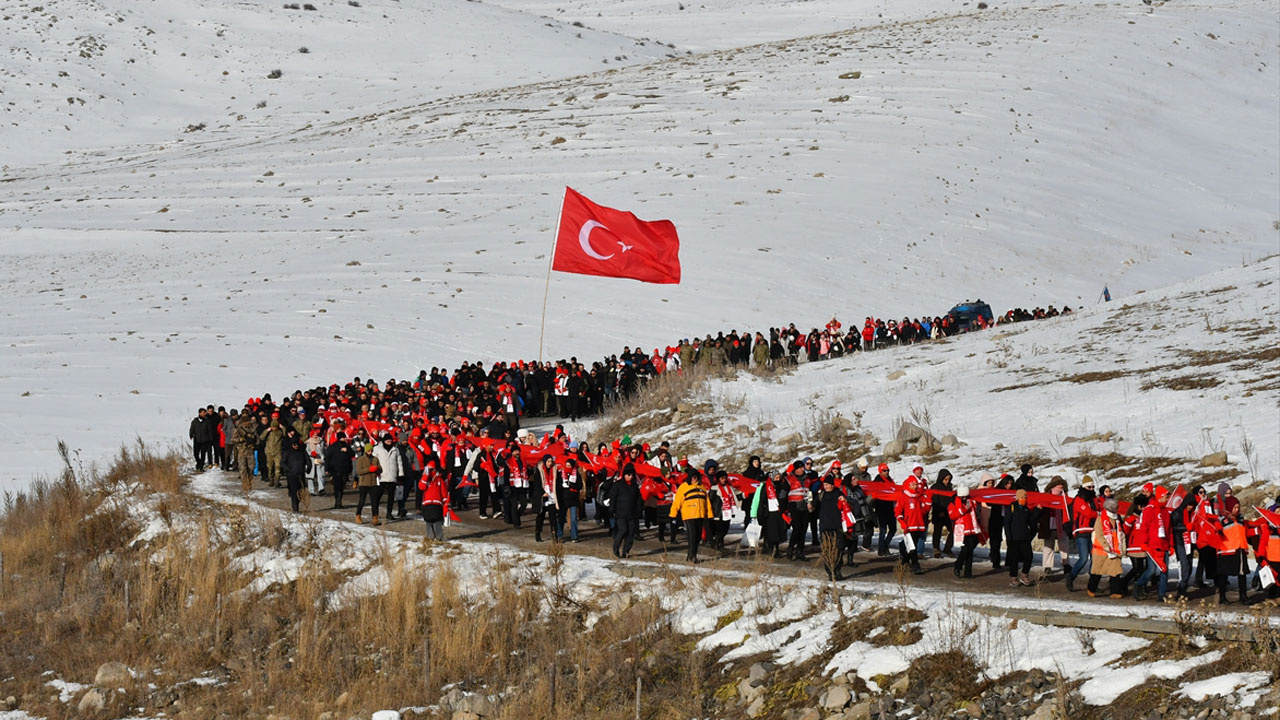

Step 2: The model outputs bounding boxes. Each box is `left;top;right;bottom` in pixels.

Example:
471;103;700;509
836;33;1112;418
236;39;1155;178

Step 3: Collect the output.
235;409;259;493
291;407;311;440
263;417;285;487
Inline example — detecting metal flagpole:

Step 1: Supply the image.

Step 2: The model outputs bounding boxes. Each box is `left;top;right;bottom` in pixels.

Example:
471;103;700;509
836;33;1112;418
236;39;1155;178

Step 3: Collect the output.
538;190;565;363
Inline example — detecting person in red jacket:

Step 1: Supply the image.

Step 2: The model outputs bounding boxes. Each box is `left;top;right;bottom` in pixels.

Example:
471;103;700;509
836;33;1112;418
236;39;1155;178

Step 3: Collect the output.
419;460;450;541
1133;487;1172;601
896;476;928;574
1065;476;1098;592
949;486;984;578
1122;495;1149;592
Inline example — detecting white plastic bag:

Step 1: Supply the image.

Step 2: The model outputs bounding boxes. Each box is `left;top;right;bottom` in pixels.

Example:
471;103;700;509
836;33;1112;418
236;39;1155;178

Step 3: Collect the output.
740;523;761;549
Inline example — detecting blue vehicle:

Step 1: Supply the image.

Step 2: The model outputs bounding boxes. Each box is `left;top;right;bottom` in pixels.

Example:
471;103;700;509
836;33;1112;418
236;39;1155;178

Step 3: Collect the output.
946;300;994;333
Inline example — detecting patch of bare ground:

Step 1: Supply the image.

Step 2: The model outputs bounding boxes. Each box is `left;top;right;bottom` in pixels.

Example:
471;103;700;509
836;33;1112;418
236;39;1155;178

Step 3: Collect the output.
829;605;927;649
1061;452;1182;478
990;381;1040;393
1183;345;1280;369
1140;373;1222;392
1061;369;1130;383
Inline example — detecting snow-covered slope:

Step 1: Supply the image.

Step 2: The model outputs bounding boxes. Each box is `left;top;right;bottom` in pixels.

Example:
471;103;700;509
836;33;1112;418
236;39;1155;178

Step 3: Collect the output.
647;257;1280;490
1;0;1277;490
1;0;674;168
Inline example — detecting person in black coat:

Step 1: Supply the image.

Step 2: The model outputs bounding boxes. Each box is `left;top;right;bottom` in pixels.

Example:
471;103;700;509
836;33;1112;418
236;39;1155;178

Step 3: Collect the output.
814;477;850;580
930;469;955;557
281;439;313;513
188;408;215;472
324;435;354;509
1014;464;1039;493
1006;489;1040;585
607;464;644;558
986;475;1010;568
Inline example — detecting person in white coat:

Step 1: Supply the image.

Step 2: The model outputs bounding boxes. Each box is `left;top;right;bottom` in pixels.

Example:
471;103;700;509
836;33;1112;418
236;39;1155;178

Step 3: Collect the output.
305;431;326;497
372;434;404;521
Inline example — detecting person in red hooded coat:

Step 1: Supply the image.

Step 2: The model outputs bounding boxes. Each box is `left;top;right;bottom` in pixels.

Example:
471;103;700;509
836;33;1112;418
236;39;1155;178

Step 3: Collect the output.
896;476;928;574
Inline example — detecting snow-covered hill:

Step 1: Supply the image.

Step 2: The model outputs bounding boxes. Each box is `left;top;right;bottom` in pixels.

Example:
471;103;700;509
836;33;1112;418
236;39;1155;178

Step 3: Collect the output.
1;0;1277;490
1;0;675;168
629;257;1280;491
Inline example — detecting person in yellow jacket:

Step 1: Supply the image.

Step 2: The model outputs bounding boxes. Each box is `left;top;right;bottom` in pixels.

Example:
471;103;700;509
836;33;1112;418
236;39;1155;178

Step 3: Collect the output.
671;470;712;562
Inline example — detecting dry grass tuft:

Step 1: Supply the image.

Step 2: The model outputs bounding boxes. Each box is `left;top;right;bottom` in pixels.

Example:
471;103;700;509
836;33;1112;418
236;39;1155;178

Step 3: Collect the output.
0;444;728;719
588;363;735;447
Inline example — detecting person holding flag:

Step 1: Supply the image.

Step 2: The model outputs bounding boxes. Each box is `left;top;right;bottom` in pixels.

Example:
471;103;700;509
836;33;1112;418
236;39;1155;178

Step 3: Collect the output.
670;469;712;563
1087;498;1127;598
1253;504;1280;600
1133;486;1172;601
815;473;857;581
896;475;929;575
1215;511;1252;605
606;464;644;558
419;459;453;541
949;485;985;579
1064;476;1098;592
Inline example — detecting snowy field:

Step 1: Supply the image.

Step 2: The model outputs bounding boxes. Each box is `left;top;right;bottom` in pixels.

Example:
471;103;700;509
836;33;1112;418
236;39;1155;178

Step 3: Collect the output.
1;0;1278;492
636;258;1280;490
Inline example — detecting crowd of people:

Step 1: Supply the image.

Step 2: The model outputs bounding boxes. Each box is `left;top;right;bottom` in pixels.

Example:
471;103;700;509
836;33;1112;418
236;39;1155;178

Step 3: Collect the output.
185;304;1072;479
179;303;1280;604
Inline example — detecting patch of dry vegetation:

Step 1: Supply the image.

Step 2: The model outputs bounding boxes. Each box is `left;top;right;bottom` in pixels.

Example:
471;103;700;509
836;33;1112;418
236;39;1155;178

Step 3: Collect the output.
588;363;733;448
0;446;717;720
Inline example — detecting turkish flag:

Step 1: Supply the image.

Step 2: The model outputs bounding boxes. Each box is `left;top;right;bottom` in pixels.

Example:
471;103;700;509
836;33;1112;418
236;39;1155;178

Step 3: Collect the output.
553;187;681;284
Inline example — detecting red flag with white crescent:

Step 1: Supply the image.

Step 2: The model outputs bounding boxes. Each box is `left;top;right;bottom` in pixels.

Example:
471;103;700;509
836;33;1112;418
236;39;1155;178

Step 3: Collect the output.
552;187;681;284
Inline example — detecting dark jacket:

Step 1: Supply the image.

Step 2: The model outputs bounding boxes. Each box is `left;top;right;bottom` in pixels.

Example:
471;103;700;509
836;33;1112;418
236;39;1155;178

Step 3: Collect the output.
282;445;313;478
189;415;215;444
607;478;643;519
930;478;953;522
815;487;846;531
1006;502;1040;542
325;441;354;477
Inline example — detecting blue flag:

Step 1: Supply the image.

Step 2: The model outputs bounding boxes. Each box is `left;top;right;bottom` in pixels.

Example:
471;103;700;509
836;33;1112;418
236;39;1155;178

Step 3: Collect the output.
1103;286;1111;302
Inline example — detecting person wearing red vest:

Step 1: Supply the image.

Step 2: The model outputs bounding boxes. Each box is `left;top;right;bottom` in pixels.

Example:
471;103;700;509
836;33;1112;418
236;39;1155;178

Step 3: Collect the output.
1065;476;1098;592
785;463;812;560
1190;488;1220;587
896;476;928;574
1215;515;1251;605
949;486;984;578
1121;495;1149;593
1253;509;1280;600
1133;487;1172;601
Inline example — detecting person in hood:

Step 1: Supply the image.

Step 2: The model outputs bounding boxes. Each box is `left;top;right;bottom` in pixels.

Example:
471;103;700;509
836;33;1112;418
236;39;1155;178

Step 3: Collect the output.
896;475;928;574
281;438;313;513
930;469;955;558
323;434;354;509
607;464;643;558
1014;464;1039;493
